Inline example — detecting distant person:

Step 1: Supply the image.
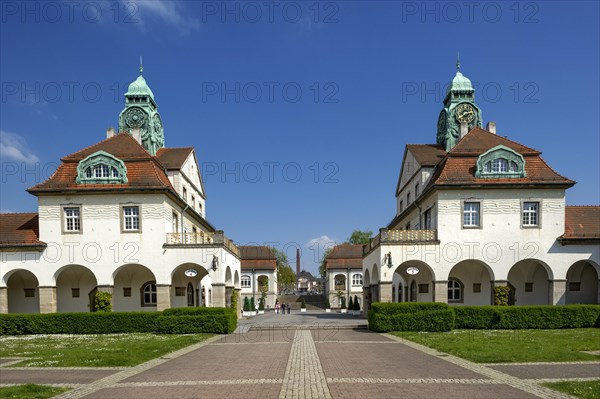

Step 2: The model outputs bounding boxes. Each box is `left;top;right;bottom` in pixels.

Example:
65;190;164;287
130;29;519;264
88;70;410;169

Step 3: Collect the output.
281;303;285;315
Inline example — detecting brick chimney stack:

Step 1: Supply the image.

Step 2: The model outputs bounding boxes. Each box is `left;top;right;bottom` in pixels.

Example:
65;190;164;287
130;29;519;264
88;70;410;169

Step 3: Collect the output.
296;248;300;275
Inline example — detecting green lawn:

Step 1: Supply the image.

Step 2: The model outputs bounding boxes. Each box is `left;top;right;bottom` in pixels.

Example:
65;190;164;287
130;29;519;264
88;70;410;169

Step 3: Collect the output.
0;384;69;399
543;381;600;399
0;333;212;367
392;328;600;363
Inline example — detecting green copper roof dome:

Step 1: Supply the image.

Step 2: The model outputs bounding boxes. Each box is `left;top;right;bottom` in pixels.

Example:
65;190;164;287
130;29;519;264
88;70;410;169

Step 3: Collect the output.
126;74;155;100
446;70;473;95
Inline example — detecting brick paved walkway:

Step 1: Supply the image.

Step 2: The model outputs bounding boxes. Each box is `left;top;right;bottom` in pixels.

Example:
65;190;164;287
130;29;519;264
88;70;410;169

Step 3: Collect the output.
1;327;598;398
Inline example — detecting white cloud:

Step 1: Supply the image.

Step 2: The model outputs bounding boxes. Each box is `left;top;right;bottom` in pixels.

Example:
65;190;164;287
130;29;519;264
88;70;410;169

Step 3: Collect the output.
127;0;200;36
0;130;40;164
305;235;338;252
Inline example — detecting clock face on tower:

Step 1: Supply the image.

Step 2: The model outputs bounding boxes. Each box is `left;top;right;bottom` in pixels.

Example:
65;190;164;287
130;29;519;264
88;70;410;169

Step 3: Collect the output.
455;103;476;124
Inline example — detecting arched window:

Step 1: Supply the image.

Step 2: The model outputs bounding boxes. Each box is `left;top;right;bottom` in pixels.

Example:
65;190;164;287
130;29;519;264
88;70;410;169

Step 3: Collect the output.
447;279;463;303
241;275;251;288
352;273;363;286
187;283;194;307
141;282;157;306
410;281;417;302
77;151;128;184
475;145;526;178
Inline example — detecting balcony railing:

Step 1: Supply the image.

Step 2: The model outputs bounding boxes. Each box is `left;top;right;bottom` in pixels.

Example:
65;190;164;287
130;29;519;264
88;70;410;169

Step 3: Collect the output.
363;229;439;255
165;230;240;256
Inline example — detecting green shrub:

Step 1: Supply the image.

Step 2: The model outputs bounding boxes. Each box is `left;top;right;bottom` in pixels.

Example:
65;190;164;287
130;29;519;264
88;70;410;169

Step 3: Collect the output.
231;290;238;310
370;302;448;315
454;305;600;329
300;298;306;309
259;298;265;311
243;297;251;311
94;291;112;312
494;286;510;306
369;308;455;332
0;312;159;335
348;296;354;311
354;295;360;311
0;308;238;336
341;296;346;309
157;309;237;334
325;298;331;309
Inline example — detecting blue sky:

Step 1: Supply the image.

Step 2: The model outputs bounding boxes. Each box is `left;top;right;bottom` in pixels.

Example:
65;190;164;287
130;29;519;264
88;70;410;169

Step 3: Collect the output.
1;1;599;275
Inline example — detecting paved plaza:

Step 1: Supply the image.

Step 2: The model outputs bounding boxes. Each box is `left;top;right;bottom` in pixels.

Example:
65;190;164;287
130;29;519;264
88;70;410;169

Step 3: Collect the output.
1;312;598;398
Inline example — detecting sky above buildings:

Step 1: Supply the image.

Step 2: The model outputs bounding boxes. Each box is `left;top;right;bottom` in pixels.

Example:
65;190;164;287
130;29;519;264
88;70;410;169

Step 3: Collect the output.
1;1;599;275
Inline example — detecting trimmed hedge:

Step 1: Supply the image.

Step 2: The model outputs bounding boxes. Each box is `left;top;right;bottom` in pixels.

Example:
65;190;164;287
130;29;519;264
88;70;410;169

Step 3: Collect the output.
454;305;600;329
370;302;449;315
1;307;237;336
0;312;159;335
368;302;454;332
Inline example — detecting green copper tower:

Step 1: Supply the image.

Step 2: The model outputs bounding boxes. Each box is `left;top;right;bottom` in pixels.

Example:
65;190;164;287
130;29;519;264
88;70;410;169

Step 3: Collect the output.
436;58;482;151
118;61;165;155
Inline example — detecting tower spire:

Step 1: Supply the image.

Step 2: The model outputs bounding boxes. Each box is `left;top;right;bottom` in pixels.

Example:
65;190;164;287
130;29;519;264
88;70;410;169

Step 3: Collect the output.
456;52;460;71
139;56;143;75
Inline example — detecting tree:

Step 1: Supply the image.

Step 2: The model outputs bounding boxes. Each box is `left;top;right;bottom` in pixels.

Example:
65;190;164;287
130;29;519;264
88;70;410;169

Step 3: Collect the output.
94;291;112;312
348;296;354;311
272;248;296;293
250;296;255;310
300;298;306;309
243;296;251;312
346;229;373;245
259;297;265;311
318;247;332;278
354;295;360;311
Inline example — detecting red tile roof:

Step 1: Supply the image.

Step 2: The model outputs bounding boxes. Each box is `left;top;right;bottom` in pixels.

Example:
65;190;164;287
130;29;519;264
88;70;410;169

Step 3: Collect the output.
156;147;193;169
239;246;277;270
561;206;600;243
406;144;447;166
426;128;574;189
0;213;45;248
325;244;363;269
28;133;175;194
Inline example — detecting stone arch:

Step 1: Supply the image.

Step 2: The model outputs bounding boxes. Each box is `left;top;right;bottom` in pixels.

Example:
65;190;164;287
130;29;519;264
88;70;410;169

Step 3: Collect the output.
392;272;407;303
508;259;552;305
5;269;39;313
333;273;346;291
393;260;435;302
112;264;157;311
363;268;370;286
371;264;379;283
448;260;494;306
225;266;232;286
566;260;599;305
54;265;98;313
171;263;209;308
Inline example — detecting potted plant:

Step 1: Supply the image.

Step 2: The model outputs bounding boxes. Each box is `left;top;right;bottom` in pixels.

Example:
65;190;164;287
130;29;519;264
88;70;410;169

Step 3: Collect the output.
325;297;331;313
258;297;265;314
348;296;354;315
353;295;360;315
340;296;347;313
300;297;307;312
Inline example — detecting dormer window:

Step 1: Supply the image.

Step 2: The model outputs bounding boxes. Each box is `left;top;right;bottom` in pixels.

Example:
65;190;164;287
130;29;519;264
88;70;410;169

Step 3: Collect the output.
475;145;526;178
76;151;128;184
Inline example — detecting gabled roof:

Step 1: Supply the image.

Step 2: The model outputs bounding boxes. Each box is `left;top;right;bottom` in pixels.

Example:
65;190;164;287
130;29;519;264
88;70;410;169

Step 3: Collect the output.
325;244;363;269
0;213;45;248
560;206;600;244
28;133;175;194
239;246;277;270
396;144;446;195
406;144;447;166
156;147;194;169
